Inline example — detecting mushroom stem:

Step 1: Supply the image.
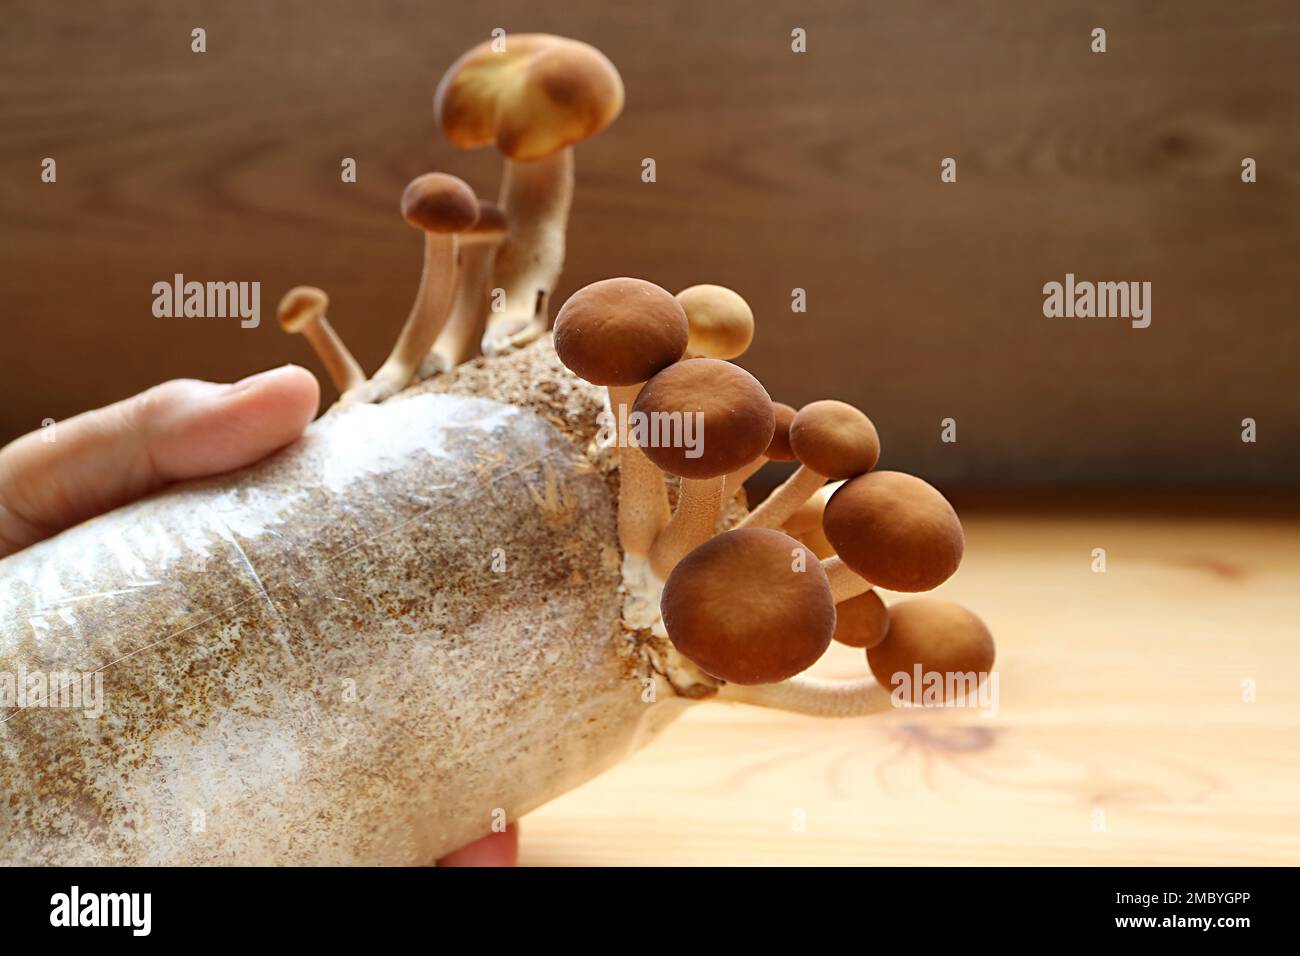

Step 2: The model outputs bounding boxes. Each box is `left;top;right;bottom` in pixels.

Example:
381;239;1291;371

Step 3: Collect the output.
346;236;459;403
715;675;894;717
721;457;765;500
824;556;874;603
485;149;574;355
737;465;826;530
301;319;366;394
424;240;498;374
648;476;724;580
609;384;670;557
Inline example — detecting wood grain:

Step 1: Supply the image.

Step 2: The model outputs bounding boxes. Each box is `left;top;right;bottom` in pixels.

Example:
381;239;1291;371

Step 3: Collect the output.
521;495;1300;865
1;1;1298;485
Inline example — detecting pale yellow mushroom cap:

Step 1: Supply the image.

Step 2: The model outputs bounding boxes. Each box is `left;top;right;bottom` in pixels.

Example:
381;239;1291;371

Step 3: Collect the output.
435;34;624;162
676;284;755;360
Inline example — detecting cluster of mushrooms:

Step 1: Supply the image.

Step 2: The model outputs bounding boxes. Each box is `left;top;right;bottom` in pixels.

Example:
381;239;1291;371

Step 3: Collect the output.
275;33;995;716
554;277;995;715
277;34;624;402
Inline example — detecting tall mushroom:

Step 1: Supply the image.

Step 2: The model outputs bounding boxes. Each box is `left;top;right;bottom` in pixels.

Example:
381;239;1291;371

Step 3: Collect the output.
435;34;624;355
660;528;834;685
276;286;365;395
866;599;995;706
820;470;965;602
344;173;479;404
739;399;880;530
721;400;797;499
420;202;509;376
632;358;775;579
553;277;688;562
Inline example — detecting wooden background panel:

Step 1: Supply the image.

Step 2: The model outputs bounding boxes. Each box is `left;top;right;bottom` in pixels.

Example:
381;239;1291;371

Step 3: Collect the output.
1;1;1297;485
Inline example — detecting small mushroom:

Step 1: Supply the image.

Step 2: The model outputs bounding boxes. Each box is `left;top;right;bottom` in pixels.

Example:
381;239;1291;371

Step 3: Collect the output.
866;599;995;705
739;399;880;530
821;471;965;602
721;400;797;500
436;35;624;355
344;173;479;404
660;528;834;685
421;202;509;376
832;591;890;649
677;284;755;360
632;358;775;579
276;286;365;395
553;277;689;559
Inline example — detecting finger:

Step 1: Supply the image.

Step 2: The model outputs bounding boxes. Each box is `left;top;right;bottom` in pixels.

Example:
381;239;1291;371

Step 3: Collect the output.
0;365;319;558
436;823;519;867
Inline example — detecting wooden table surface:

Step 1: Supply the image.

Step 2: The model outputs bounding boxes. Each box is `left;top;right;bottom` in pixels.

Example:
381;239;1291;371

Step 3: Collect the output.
520;495;1300;865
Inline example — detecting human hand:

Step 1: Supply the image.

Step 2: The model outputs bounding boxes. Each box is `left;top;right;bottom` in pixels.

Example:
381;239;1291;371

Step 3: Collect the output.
0;366;320;558
0;366;516;866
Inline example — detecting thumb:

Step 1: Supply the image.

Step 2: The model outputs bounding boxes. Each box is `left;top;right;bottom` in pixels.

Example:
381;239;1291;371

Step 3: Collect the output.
0;365;319;558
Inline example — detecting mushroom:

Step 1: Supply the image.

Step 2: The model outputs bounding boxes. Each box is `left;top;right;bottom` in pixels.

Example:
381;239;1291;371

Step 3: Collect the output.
782;478;843;558
832;591;890;649
866;599;995;705
721;401;797;500
276;286;365;395
632;358;775;579
660;528;834;685
677;284;755;360
553;277;689;560
714;675;895;717
435;34;624;355
420;202;509;376
820;471;965;602
344;173;479;404
738;400;879;530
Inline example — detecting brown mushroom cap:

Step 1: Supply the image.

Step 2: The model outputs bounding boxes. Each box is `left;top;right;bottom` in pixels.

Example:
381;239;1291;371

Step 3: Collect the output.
661;528;834;685
400;173;480;234
553;278;689;386
788;400;880;479
632;359;775;480
435;34;625;162
866;599;994;704
823;471;964;592
676;284;755;360
833;591;890;649
277;286;328;334
766;402;798;461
